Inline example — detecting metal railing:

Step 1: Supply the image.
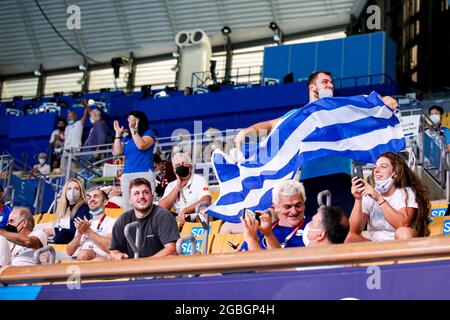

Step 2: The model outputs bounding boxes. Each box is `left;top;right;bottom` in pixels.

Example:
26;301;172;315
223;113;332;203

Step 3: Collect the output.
3;235;450;285
191;65;263;89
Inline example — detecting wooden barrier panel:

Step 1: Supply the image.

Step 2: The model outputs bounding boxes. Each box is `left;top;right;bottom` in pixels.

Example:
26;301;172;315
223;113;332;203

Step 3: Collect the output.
2;235;450;285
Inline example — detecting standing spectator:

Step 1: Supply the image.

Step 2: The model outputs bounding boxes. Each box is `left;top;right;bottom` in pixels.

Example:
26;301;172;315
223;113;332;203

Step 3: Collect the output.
159;153;212;227
240;180;311;251
234;71;398;218
83;108;108;161
113;111;156;211
31;152;51;176
346;152;430;243
0;207;47;266
44;178;90;244
153;154;176;198
60;102;90;173
49;118;66;172
67;189;116;261
109;178;179;260
0;185;12;229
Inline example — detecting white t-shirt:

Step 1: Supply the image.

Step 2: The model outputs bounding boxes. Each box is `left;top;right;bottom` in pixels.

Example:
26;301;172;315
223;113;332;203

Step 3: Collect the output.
162;174;211;212
362;187;418;242
64;121;83;149
10;230;48;266
75;215;116;258
33;164;51;175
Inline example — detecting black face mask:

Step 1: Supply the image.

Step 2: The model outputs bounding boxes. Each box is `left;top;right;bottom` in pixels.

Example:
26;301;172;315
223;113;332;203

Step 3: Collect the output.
175;165;190;178
57;126;65;131
5;223;18;233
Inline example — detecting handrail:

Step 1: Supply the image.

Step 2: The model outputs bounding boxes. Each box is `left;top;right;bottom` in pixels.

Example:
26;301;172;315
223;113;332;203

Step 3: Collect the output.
2;236;450;285
33;246;56;265
176;234;197;256
124;221;142;259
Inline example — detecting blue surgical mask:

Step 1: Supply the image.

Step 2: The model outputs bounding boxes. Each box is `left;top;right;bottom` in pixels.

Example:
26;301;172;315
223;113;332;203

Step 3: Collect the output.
375;174;395;194
68;120;75;125
89;207;103;216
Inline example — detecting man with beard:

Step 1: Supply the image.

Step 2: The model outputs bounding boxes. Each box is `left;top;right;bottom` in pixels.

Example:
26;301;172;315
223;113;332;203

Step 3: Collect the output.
109;178;179;260
67;188;116;261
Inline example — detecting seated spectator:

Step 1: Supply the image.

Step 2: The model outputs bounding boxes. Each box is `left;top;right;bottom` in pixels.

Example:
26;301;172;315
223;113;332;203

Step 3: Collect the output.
0;207;47;266
159;153;212;227
44;178;90;244
184;86;193;96
49;118;66;172
241;180;311;251
67;189;116;261
346;152;430;243
153;154;176;198
31;153;51;176
0;185;12;229
426;105;450;151
302;206;349;246
109;178;179;260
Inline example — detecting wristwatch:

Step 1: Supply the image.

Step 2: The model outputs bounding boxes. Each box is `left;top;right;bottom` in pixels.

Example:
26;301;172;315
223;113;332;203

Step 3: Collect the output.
133;128;138;135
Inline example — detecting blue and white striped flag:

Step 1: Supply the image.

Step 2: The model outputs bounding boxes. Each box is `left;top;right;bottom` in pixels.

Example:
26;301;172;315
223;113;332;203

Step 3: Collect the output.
205;92;406;223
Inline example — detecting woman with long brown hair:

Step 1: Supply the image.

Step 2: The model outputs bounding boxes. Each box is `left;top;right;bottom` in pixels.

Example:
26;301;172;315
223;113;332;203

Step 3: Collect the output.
44;178;90;244
346;152;430;242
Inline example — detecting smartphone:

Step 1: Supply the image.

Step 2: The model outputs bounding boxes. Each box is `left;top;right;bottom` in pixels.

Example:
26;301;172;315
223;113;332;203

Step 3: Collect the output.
243;208;261;223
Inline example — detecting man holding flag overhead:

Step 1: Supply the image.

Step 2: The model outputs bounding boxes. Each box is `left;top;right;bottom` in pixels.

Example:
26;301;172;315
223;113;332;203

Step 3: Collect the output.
205;71;403;224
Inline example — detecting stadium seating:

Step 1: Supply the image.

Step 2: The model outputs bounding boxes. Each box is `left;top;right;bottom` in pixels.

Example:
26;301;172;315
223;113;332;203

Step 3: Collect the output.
210;233;244;254
179;220;223;254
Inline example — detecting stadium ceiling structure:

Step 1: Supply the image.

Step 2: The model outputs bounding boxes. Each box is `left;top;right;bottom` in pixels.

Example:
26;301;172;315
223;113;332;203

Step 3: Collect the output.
0;0;367;78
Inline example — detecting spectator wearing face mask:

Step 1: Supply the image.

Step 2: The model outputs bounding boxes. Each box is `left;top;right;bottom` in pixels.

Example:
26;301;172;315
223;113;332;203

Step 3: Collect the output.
159;153;212;227
0;207;47;267
345;152;430;243
0;185;12;229
43;178;90;244
67;188;116;261
153;154;176;198
31;153;51;176
234;71;398;218
302;205;349;247
426;105;450;152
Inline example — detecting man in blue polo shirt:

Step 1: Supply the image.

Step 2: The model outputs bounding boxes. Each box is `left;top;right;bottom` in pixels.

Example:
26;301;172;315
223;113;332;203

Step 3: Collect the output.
240;180;311;251
0;185;12;229
234;71;398;217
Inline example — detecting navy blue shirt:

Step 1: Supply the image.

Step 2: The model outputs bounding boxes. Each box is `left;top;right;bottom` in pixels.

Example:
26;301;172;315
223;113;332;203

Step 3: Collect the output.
0;204;12;229
53;203;91;244
122;129;155;174
241;216;311;251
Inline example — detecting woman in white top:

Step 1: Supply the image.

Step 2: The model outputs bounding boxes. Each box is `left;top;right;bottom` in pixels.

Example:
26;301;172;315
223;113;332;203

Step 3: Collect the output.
346;152;430;242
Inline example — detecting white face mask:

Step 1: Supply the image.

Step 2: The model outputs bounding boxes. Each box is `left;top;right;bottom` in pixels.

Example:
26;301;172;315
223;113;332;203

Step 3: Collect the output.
374;173;395;194
90;118;96;125
302;222;323;247
430;114;441;125
67;189;81;204
318;88;333;99
38;158;46;165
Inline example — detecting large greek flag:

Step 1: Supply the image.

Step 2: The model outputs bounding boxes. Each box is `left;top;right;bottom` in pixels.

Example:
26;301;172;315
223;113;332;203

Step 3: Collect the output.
205;92;406;223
